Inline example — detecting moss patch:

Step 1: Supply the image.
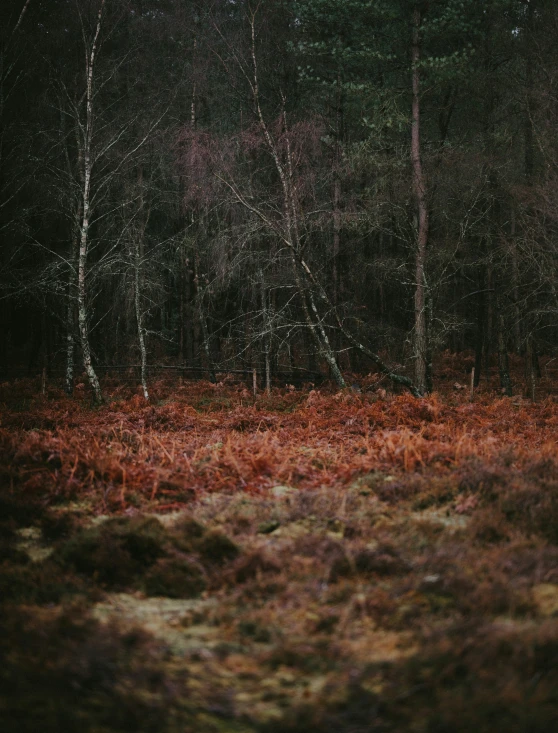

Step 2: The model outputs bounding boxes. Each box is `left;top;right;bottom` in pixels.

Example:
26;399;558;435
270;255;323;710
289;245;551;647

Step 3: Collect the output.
54;516;174;587
144;557;207;598
196;530;240;565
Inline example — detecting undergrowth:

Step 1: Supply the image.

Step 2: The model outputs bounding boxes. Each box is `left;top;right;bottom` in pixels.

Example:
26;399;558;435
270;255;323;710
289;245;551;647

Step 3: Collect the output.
1;376;558;731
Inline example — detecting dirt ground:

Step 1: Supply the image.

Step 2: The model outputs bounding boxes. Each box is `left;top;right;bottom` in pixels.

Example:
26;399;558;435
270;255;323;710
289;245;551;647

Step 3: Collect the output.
2;374;558;732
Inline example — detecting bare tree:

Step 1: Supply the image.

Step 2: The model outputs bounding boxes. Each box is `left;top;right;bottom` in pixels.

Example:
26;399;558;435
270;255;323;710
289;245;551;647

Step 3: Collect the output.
46;0;171;401
208;4;421;395
75;0;105;403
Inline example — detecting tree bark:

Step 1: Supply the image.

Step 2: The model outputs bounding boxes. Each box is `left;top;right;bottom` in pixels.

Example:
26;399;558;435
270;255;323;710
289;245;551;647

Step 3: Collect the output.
292;253;347;388
65;283;75;395
260;268;272;394
246;11;346;388
65;198;82;396
510;205;522;353
411;4;430;395
497;306;512;396
332;70;343;311
134;167;149;401
526;337;537;401
474;280;485;387
77;0;105;404
195;248;216;383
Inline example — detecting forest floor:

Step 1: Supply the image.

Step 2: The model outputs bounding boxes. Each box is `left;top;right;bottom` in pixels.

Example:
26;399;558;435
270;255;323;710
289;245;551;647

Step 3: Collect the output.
2;369;558;732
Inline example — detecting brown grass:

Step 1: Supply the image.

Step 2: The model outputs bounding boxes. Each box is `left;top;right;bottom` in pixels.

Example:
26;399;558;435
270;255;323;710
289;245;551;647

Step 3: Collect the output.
1;377;558;731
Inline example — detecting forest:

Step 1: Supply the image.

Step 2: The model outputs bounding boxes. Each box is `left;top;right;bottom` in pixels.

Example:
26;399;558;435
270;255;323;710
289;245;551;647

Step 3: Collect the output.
2;1;558;732
1;0;557;396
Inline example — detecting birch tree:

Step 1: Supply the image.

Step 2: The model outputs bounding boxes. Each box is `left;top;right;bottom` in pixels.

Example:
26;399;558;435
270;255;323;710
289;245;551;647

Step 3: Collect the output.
52;0;172;401
74;0;105;403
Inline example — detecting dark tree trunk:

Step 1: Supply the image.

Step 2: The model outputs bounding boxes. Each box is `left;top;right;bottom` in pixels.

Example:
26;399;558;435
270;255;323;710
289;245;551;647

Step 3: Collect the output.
411;4;430;395
474;283;485;388
497;307;512;396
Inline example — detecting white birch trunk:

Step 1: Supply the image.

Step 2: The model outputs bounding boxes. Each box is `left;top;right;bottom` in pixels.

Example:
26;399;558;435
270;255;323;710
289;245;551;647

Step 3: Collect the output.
77;0;105;404
248;12;346;388
134;167;149;400
134;248;149;401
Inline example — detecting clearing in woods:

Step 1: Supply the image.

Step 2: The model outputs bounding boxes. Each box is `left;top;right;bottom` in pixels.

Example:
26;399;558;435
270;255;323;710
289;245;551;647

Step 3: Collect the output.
2;373;558;732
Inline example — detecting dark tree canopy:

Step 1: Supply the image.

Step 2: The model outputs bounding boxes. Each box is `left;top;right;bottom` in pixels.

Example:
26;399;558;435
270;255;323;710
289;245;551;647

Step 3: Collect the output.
1;0;557;398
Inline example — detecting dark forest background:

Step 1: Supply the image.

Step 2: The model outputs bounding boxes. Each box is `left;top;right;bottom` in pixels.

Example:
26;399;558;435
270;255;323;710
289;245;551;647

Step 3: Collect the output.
1;0;557;400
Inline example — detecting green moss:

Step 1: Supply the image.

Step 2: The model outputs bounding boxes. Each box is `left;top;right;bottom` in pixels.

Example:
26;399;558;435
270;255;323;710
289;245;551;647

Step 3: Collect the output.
171;516;206;549
144;557;207;598
0;605;195;733
354;545;407;576
0;520;16;541
41;511;83;542
0;559;89;605
329;544;406;582
54;515;170;588
232;551;280;584
258;520;281;535
237;620;272;642
0;542;30;565
0;488;44;527
196;531;240;566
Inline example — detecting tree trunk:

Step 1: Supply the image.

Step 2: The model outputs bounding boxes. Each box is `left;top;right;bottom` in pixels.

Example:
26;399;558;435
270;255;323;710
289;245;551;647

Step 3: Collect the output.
332;71;343;312
411;4;430;395
65;287;75;396
497;307;512;396
65;202;81;396
260;269;272;394
65;244;76;396
333;172;341;316
246;13;345;389
510;205;522;353
474;280;485;387
179;265;185;363
134;167;149;401
178;179;186;364
235;9;419;395
526;337;537;401
291;254;346;388
78;215;102;403
134;264;149;401
77;0;105;404
195;249;216;383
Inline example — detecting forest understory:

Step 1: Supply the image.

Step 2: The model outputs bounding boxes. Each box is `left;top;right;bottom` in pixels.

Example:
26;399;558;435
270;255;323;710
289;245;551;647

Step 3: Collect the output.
2;361;558;733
